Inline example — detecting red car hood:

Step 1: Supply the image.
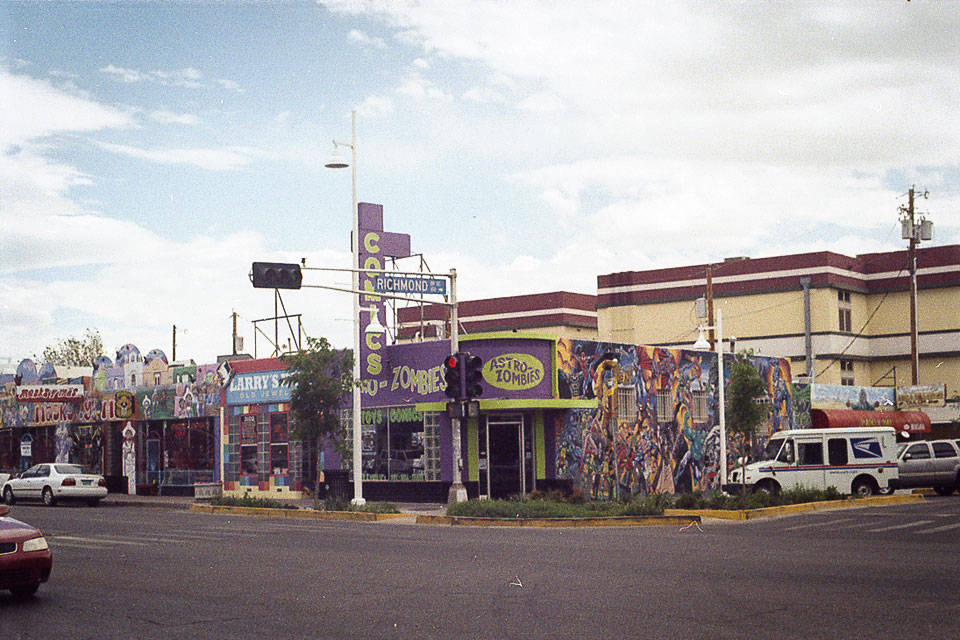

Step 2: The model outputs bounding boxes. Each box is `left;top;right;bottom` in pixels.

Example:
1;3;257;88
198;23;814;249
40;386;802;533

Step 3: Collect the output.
0;516;42;541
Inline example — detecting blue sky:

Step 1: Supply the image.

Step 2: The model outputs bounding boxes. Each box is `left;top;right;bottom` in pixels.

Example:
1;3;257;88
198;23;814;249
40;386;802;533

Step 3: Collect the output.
2;1;959;367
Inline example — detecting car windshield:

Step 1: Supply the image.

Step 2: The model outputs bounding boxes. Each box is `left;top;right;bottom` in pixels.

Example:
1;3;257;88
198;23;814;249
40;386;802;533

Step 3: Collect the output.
54;464;83;475
898;444;907;457
759;438;784;462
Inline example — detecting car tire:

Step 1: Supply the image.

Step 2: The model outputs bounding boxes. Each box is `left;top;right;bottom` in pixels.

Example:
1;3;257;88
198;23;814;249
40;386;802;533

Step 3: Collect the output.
42;487;56;507
2;487;14;505
852;478;875;497
10;584;39;598
933;485;955;496
878;486;894;496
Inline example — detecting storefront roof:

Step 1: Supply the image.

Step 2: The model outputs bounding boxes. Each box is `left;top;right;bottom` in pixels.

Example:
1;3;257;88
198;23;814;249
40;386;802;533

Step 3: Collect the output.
810;409;931;434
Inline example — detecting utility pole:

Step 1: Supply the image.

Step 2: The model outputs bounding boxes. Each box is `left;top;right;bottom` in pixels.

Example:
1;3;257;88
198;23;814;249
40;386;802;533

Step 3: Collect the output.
172;324;177;362
900;187;933;385
232;311;238;356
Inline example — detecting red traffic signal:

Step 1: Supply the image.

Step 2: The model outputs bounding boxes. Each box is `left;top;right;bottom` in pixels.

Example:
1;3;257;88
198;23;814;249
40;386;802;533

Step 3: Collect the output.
442;353;463;399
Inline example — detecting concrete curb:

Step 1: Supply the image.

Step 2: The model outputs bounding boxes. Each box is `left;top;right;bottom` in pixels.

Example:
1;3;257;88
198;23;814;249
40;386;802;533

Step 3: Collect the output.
414;514;701;528
666;494;925;521
188;503;412;522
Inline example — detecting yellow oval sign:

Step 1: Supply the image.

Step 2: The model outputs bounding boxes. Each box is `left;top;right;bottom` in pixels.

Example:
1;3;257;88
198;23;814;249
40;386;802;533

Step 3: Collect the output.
482;353;545;391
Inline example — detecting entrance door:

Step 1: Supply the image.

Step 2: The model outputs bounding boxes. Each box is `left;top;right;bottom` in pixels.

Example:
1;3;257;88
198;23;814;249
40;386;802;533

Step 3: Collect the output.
487;416;524;499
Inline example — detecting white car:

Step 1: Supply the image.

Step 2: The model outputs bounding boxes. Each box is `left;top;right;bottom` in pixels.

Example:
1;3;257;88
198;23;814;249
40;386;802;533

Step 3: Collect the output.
2;463;108;507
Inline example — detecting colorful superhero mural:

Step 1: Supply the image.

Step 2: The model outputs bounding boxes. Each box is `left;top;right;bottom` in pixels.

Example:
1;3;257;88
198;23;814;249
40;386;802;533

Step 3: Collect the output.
556;339;794;498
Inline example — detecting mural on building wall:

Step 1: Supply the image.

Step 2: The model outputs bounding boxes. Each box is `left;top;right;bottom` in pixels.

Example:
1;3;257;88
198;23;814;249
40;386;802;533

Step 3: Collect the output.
556;339;794;498
811;384;895;411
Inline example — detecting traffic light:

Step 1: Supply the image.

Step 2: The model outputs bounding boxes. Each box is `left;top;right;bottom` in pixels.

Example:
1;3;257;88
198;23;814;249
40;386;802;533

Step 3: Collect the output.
251;262;303;289
463;352;483;399
442;353;463;399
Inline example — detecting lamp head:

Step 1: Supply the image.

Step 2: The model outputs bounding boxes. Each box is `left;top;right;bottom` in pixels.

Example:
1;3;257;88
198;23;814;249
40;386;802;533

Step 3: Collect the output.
364;307;386;336
324;145;349;169
692;327;710;351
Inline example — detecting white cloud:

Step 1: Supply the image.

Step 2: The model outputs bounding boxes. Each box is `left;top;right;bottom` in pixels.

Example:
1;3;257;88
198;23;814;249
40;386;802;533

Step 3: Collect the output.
358;95;395;117
347;28;387;49
0;67;133;150
94;141;274;171
149;110;199;125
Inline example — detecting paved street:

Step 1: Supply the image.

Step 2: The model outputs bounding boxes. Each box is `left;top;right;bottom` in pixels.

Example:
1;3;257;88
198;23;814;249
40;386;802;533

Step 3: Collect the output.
3;498;959;639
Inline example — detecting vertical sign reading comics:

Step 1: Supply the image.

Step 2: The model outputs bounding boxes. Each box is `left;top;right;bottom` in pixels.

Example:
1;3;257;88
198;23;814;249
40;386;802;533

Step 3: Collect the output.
358;202;411;389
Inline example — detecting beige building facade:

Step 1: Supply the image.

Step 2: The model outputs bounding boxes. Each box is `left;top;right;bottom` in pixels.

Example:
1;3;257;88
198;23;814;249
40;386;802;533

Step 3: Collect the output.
597;245;960;400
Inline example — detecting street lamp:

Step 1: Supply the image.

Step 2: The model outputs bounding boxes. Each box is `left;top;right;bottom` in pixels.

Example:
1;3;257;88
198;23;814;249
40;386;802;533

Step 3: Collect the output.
695;298;727;488
325;110;365;505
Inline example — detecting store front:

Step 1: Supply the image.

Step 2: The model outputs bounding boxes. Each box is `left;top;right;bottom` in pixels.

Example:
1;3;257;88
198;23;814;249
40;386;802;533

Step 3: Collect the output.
222;358;310;497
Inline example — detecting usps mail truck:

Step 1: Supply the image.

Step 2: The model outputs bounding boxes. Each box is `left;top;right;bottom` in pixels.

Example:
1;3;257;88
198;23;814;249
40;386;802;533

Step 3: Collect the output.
723;427;898;497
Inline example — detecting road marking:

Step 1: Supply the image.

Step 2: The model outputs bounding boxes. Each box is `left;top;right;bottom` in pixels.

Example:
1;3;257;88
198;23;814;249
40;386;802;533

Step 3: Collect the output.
783;518;853;531
51;535;149;547
866;520;934;532
916;521;960;534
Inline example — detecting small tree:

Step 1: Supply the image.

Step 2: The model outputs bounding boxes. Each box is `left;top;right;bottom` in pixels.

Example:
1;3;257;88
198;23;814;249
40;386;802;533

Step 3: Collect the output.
38;328;105;367
725;350;767;495
281;336;353;508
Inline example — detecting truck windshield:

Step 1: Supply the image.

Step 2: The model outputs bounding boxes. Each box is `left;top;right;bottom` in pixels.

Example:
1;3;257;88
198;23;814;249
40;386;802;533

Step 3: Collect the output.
759;438;784;462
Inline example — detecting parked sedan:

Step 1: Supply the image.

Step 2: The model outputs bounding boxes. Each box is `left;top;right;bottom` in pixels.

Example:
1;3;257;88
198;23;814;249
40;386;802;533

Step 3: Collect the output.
0;504;52;598
2;463;107;507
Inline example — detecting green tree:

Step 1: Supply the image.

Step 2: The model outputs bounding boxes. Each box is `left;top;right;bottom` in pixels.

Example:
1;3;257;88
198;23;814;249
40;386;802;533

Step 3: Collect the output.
725;350;767;494
38;328;105;367
281;336;354;507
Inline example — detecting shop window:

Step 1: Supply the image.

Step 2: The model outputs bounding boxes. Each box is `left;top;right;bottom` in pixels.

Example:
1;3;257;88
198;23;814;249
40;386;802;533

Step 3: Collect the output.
656;389;673;423
691;390;708;424
615;385;637;425
240;414;258;475
270;413;289;475
422;412;441;482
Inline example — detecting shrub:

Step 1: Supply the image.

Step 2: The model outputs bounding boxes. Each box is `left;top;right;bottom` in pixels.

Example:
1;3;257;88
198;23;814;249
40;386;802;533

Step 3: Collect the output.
211;494;298;509
446;492;668;518
322;498;400;514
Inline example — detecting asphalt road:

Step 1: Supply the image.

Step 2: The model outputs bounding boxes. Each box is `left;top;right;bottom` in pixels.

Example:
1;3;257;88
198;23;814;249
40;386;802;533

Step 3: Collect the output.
2;498;959;639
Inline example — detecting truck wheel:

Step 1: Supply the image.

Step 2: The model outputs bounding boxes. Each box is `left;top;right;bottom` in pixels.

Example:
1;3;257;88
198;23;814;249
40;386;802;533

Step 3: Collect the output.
755;480;780;496
933;485;955;496
851;478;876;497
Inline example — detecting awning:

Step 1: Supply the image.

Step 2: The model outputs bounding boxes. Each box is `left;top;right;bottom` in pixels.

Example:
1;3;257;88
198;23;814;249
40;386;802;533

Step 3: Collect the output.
809;409;931;434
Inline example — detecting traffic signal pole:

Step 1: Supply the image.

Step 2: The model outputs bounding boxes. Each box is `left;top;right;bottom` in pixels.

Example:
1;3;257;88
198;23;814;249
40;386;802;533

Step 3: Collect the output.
447;269;467;504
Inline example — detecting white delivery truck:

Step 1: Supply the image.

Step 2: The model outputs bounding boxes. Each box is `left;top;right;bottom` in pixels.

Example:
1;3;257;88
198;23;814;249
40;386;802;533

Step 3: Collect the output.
723;427;898;497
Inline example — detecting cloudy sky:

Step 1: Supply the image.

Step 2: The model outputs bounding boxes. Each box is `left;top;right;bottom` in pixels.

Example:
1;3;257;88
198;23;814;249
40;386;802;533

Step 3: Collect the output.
1;0;958;367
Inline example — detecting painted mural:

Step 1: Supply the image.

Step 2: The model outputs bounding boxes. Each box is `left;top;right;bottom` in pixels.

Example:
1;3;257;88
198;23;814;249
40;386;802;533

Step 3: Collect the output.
556;339;794;498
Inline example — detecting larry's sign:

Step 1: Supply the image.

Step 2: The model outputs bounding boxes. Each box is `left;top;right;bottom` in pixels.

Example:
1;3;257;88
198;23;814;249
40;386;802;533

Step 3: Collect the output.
227;371;292;405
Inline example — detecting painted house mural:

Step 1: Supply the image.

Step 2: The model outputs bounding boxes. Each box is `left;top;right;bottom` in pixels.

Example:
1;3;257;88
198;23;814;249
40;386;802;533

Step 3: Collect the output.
555;338;795;499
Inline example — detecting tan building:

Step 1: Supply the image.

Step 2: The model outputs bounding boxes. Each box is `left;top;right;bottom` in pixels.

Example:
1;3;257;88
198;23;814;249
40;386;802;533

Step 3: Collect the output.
596;244;960;400
396;291;598;343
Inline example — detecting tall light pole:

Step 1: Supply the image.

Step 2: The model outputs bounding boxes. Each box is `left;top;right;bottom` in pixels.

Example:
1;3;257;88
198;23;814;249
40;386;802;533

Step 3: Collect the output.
325;110;365;505
695;299;727;488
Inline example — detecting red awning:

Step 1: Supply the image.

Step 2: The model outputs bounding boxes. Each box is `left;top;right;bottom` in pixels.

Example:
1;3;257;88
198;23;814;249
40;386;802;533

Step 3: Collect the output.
809;409;931;434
